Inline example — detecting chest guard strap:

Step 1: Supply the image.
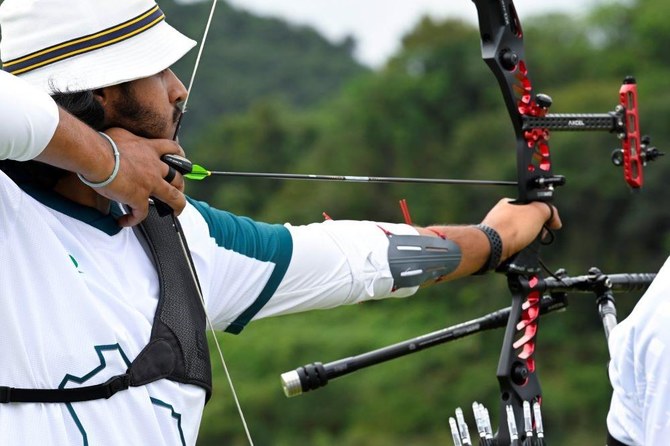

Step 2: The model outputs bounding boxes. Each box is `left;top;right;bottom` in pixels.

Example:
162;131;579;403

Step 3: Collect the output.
0;204;213;404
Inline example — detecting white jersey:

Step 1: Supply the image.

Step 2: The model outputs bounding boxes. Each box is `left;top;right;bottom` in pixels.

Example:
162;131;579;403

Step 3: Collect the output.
607;257;670;446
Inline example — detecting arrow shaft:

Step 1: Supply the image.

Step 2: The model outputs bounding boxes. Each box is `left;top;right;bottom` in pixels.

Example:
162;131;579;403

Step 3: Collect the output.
205;170;516;186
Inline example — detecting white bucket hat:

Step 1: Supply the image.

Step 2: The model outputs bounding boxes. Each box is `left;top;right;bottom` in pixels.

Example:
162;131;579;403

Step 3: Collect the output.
0;0;196;94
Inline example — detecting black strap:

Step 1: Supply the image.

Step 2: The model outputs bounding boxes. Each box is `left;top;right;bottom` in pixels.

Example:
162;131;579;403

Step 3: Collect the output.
0;374;130;403
607;431;632;446
132;207;212;400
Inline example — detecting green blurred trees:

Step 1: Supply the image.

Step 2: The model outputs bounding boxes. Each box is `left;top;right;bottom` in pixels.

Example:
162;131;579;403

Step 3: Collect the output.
161;0;367;146
159;0;670;444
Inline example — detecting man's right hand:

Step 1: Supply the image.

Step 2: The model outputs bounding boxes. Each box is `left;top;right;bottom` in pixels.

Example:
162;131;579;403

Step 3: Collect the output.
99;127;187;226
36;108;187;227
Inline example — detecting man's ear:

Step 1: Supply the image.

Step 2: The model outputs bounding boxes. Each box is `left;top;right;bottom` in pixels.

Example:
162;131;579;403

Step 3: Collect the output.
92;88;108;106
90;87;114;129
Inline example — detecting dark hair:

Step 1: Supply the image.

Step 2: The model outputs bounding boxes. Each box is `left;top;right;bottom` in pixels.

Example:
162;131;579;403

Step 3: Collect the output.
0;90;106;188
51;90;106;130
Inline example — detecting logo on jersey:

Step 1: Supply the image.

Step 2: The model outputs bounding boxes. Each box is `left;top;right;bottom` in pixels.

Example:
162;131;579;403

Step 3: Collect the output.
69;254;84;274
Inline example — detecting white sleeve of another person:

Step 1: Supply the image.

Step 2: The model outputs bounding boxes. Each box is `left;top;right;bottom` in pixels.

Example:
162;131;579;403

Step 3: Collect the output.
0;70;59;161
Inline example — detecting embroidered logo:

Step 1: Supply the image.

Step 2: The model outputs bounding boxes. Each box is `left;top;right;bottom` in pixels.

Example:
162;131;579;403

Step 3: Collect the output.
69;254;84;274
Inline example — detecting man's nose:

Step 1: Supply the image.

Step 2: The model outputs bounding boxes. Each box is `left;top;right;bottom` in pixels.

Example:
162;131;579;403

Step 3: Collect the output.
166;69;187;104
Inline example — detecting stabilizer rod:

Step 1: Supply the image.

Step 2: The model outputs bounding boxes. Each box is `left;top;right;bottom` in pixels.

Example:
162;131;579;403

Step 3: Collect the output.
280;272;655;398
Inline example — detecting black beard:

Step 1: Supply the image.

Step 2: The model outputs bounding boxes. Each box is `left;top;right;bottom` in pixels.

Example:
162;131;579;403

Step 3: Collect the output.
111;83;174;139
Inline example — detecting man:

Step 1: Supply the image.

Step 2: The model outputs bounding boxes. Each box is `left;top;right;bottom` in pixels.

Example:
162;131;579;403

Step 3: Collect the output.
606;259;670;446
0;0;560;444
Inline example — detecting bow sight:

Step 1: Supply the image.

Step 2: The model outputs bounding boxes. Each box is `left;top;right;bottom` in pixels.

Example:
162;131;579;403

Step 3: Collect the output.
520;77;663;190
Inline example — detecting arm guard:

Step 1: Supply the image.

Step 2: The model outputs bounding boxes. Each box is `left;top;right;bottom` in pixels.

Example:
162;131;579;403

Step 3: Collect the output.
387;233;462;288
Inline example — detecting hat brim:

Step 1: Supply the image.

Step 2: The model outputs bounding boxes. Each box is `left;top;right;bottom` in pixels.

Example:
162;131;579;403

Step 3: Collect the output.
19;21;196;94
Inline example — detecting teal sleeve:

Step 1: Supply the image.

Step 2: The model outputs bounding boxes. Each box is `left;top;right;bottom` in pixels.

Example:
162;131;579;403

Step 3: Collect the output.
186;197;293;333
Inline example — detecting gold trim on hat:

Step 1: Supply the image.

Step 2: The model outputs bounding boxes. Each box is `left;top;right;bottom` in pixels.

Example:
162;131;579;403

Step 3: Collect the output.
3;5;165;75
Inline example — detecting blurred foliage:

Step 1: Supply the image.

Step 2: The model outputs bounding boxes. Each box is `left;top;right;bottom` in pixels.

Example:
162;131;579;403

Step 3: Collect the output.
162;0;367;148
161;0;670;444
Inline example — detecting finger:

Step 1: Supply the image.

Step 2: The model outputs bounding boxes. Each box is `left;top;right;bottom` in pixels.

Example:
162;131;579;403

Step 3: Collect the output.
117;200;150;227
172;174;185;193
164;166;177;183
528;201;561;229
546;204;562;229
151;184;186;215
154;139;185;157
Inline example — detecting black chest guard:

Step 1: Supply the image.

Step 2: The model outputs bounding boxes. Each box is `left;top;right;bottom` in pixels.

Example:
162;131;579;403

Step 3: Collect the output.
0;204;213;404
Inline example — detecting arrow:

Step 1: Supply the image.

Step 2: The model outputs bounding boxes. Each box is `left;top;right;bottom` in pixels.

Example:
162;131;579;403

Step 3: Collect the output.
182;163;516;187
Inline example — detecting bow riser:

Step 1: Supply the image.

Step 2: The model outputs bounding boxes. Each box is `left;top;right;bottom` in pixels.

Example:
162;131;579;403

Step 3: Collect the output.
491;241;544;443
472;1;552;442
472;0;556;204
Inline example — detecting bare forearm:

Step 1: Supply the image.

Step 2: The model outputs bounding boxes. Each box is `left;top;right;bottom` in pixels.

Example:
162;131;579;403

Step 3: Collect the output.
416;199;561;284
417;225;490;279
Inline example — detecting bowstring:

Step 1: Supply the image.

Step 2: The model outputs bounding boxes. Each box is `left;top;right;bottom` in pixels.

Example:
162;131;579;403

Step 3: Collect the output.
178;1;255;444
181;0;218;114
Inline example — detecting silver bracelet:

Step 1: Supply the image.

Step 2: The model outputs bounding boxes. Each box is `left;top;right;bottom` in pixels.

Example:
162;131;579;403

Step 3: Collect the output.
77;132;120;188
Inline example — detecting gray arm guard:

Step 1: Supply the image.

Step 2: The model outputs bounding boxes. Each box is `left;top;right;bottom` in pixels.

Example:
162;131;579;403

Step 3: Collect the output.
387;234;462;288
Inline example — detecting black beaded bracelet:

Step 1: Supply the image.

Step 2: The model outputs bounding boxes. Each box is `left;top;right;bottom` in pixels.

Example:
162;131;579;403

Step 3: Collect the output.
473;224;502;275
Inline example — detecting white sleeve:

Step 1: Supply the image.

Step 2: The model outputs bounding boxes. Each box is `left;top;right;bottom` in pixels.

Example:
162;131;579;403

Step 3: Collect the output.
0;71;59;161
254;220;420;318
607;257;670;446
